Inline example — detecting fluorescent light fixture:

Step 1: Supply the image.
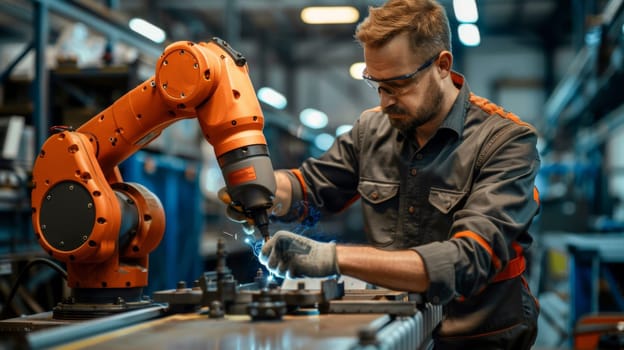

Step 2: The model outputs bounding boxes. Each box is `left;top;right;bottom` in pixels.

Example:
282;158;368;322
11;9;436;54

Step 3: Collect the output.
458;24;481;47
257;87;287;110
349;62;366;80
314;133;335;151
453;0;479;23
335;124;353;136
299;108;328;129
129;18;166;43
301;6;360;24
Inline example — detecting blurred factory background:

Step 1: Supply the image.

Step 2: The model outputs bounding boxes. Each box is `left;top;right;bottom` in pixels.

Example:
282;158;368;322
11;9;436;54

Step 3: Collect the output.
0;0;623;348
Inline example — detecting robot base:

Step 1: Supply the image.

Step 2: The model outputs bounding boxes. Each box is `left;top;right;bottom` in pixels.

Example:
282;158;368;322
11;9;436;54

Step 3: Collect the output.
52;287;153;320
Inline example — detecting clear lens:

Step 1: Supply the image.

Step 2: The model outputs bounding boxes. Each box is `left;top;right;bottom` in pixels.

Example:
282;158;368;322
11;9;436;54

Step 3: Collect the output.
361;52;440;97
364;78;380;91
364;78;398;96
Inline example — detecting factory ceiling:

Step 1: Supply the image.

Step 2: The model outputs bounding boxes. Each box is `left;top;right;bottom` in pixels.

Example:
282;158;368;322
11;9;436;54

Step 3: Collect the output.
4;0;618;148
0;0;579;68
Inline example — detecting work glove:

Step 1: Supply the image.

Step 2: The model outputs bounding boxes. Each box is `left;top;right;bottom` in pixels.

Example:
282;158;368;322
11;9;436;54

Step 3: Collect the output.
259;230;340;279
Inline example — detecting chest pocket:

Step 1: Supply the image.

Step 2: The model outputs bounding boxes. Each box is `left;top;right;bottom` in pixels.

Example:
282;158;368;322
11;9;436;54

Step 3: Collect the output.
357;180;400;247
428;187;467;240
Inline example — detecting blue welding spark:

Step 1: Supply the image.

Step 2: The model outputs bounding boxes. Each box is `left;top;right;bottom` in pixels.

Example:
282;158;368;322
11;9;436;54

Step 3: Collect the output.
243;236;263;257
237;201;331;260
299;203;322;228
290;204;337;242
273;200;323;236
267;273;280;284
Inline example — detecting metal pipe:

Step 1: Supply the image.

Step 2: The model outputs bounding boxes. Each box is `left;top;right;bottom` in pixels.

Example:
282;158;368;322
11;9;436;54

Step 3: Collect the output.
33;0;49;154
224;0;241;47
0;42;33;84
27;304;168;349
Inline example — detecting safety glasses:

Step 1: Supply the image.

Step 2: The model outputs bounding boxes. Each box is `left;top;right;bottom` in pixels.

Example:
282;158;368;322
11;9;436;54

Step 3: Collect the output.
362;52;440;96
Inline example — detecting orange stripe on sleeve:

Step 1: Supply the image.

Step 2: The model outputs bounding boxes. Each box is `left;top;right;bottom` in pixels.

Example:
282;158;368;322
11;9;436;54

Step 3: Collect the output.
533;186;540;206
453;230;502;271
339;194;361;213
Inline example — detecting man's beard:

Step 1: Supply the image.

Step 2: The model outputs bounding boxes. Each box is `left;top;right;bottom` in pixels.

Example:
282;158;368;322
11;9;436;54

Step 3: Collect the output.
384;81;443;136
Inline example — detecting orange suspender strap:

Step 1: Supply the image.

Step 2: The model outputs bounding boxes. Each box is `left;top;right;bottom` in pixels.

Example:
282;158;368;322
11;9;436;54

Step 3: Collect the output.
493;242;526;282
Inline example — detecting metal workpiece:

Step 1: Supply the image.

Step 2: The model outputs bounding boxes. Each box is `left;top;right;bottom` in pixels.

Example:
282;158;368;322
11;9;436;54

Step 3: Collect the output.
155;239;346;319
208;300;225;319
195;237;261;315
283;281;330;308
247;288;288;320
152;280;203;314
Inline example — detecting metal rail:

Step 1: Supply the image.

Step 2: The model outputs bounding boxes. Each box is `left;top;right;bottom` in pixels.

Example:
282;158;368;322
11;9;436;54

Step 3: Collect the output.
26;304;168;349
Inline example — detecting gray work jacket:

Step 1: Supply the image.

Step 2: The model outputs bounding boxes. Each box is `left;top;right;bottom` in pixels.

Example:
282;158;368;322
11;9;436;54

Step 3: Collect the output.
281;72;541;337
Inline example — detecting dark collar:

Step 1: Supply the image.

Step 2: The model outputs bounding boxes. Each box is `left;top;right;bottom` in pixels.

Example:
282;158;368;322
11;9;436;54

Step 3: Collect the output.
394;71;471;144
438;71;470;138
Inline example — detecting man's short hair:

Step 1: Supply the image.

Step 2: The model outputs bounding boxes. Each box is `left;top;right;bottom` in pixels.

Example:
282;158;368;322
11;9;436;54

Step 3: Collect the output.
355;0;452;57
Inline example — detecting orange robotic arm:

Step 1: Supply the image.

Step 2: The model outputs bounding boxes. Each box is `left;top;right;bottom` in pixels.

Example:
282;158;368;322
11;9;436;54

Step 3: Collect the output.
31;38;275;292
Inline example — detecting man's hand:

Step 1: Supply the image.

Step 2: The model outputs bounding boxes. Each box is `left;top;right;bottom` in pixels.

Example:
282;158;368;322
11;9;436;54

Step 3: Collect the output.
260;230;340;279
217;171;293;234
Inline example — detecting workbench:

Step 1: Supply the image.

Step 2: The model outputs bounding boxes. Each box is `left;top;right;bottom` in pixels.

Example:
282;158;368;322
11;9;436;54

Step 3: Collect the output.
1;301;442;350
1;240;443;349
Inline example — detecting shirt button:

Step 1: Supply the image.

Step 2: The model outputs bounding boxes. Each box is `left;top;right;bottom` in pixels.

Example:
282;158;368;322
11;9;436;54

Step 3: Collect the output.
416;153;423;160
408;206;415;214
371;192;379;200
410;168;417;176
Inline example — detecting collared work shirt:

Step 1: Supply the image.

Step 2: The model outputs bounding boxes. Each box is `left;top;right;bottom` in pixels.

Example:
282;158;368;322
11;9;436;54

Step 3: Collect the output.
283;72;540;337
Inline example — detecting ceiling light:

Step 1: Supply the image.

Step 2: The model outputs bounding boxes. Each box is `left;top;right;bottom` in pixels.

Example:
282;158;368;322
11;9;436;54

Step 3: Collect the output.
129;18;166;43
301;6;360;24
257;87;287;110
299;108;328;129
458;24;481;47
453;0;479;23
314;133;335;151
335;124;353;136
349;62;366;80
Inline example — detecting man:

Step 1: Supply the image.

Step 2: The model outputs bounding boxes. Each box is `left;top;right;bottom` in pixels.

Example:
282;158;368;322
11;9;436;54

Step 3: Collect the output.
223;0;540;348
